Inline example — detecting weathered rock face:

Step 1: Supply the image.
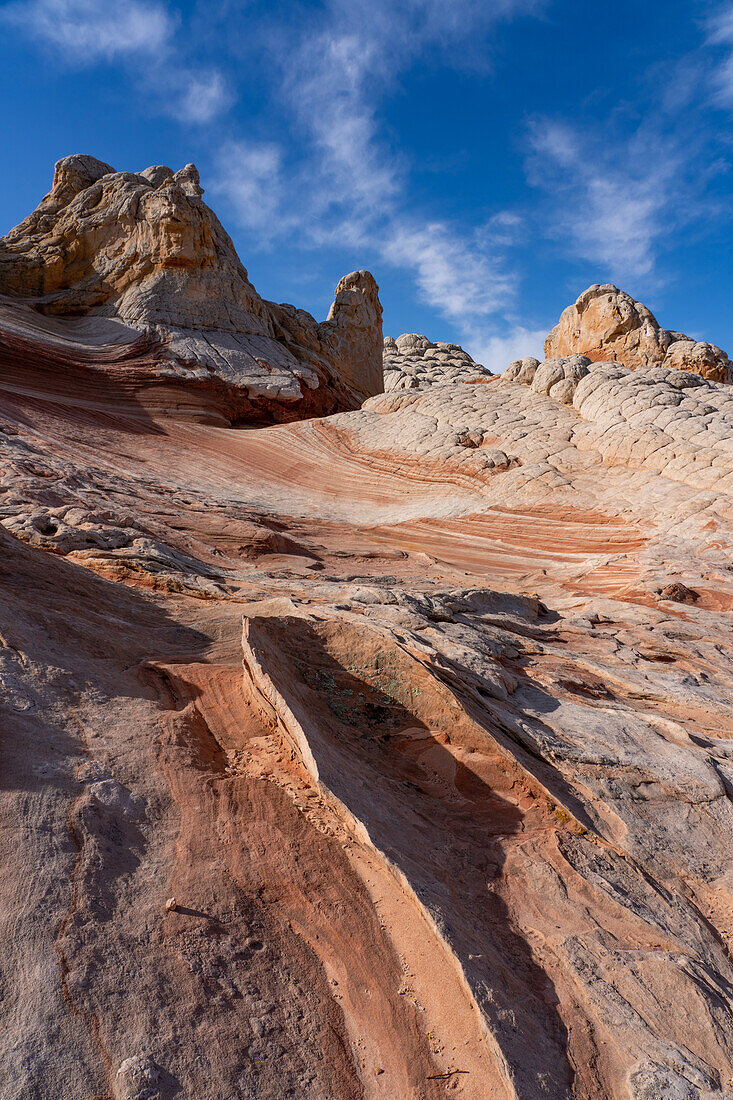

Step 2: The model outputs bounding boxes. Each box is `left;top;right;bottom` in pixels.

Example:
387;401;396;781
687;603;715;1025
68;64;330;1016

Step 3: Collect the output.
322;271;384;398
383;332;491;390
5;327;733;1098
545;283;732;382
4;168;733;1100
0;154;383;423
662;336;731;380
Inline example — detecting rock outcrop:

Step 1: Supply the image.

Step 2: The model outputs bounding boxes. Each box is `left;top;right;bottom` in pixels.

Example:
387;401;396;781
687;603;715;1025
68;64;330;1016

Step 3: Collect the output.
545;283;732;382
0;154;383;423
383;333;491;390
3;165;733;1100
503;352;591;403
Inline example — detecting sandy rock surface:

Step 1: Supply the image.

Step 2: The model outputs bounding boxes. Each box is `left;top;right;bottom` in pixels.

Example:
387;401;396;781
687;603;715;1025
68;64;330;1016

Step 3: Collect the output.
2;162;733;1100
545;283;732;382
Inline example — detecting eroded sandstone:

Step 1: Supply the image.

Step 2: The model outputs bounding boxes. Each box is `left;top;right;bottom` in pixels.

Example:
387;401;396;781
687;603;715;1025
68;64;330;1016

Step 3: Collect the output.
545;283;732;382
1;163;733;1100
0;154;384;424
383;333;492;390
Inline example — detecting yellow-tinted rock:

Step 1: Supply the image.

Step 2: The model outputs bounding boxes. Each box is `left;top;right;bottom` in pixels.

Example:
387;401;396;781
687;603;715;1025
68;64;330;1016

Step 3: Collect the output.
545;283;731;382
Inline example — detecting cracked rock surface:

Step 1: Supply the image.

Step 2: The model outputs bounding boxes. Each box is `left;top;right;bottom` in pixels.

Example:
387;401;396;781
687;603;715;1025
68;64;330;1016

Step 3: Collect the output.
383;332;492;390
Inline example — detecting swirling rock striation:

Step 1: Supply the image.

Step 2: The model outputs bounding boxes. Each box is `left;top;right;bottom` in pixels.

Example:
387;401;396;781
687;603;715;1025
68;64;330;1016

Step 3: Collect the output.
1;166;733;1100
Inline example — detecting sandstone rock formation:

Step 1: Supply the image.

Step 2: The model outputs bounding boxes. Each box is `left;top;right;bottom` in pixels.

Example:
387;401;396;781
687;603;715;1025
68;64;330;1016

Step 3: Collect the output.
504;352;590;403
545;283;732;382
2;166;733;1099
0;154;383;424
383;332;491;390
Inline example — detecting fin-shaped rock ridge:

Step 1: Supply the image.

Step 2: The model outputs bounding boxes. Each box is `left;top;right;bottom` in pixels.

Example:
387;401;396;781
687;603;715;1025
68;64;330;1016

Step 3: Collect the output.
0;154;384;423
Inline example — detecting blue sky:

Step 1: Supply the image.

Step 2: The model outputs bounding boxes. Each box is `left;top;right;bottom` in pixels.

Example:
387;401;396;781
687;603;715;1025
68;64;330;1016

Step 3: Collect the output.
2;0;733;369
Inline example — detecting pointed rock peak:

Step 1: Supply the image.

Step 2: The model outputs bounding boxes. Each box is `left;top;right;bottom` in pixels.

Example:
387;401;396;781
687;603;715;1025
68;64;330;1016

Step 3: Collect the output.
172;163;204;197
321;270;383;399
328;270;381;325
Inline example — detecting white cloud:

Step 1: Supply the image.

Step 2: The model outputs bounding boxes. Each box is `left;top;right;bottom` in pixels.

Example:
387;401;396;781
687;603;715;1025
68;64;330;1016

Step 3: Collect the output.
526;120;679;281
383;221;516;321
1;0;175;61
707;3;733;107
280;0;547;228
707;4;733;46
711;54;733;106
465;325;547;372
281;28;401;237
2;0;233;124
171;69;233;124
211;141;289;238
212;0;547;337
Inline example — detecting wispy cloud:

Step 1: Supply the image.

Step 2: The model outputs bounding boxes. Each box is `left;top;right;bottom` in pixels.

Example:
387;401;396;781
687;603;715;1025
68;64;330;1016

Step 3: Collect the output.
465;325;547;372
383;221;516;322
706;2;733;107
525;119;682;282
166;68;233;124
284;28;402;229
213;0;547;343
1;0;232;124
212;141;290;239
278;0;547;233
522;8;733;290
1;0;175;61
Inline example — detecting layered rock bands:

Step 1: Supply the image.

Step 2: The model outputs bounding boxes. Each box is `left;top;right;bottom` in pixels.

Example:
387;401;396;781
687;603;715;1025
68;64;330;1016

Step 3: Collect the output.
1;156;733;1100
